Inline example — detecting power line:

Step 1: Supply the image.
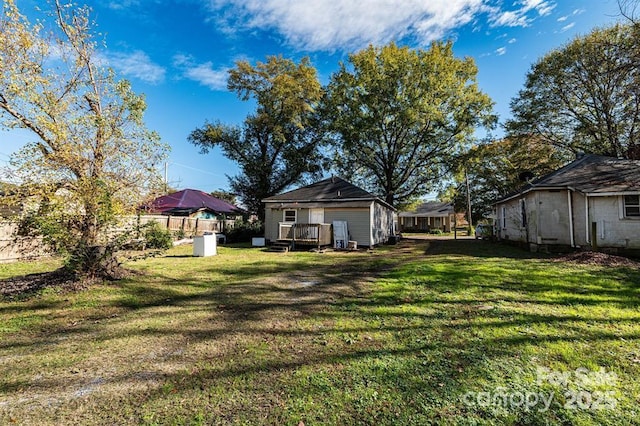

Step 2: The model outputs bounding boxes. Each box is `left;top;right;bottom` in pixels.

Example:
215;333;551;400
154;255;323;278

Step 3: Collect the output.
169;161;226;178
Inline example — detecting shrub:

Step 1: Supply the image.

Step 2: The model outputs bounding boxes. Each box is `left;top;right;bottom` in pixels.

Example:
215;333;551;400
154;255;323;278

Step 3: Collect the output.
225;219;264;243
143;221;172;250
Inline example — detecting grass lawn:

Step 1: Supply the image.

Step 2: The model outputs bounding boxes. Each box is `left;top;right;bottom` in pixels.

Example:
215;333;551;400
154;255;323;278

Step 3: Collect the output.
1;239;639;425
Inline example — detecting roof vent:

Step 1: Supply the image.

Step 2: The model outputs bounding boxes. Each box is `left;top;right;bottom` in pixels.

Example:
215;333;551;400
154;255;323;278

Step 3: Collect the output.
337;190;341;198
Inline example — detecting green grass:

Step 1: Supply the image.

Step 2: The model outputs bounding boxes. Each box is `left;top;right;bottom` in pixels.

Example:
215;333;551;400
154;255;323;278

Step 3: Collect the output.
1;240;639;425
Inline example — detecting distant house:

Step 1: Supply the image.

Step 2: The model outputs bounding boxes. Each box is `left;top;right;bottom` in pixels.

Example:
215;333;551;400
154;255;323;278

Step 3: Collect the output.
262;177;396;248
494;154;640;253
145;189;243;219
398;202;467;232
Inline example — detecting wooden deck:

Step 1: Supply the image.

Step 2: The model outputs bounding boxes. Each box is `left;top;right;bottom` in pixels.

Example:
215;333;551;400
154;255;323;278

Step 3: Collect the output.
278;223;332;249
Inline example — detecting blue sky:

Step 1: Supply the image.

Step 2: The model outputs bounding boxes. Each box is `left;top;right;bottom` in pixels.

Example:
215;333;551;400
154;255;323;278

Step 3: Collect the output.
1;0;625;193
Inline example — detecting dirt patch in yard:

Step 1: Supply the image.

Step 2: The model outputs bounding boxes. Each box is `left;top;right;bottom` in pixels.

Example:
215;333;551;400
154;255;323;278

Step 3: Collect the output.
0;269;88;299
553;251;640;268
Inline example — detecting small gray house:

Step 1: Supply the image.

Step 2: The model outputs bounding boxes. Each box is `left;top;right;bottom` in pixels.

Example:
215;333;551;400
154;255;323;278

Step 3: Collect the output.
262;177;396;248
398;201;467;233
494;154;640;253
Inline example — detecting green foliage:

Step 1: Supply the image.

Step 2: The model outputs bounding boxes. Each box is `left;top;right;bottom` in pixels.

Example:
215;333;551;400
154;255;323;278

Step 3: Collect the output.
209;190;238;206
441;137;567;222
0;1;168;278
323;41;496;208
225;219;264;243
507;23;640;159
143;221;172;250
189;56;326;220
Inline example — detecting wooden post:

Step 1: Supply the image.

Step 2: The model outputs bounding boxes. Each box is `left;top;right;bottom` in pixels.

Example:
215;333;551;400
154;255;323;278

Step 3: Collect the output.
591;222;598;251
454;212;457;240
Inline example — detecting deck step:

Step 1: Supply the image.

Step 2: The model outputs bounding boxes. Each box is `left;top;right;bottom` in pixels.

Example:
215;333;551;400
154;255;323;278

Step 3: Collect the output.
268;240;292;253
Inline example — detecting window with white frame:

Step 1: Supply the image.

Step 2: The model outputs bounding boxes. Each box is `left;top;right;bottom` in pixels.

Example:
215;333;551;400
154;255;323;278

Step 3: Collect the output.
283;209;297;222
624;195;640;217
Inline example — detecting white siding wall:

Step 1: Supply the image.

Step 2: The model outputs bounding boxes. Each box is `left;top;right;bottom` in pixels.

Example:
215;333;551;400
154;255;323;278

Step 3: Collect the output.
264;206;280;242
324;208;372;246
497;191;640;249
264;206;311;241
372;202;395;245
572;192;588;247
497;191;571;245
496;197;528;243
590;196;640;248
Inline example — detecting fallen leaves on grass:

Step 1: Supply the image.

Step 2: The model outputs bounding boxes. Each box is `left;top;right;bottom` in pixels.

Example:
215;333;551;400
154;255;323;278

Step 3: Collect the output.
0;269;88;299
553;251;640;268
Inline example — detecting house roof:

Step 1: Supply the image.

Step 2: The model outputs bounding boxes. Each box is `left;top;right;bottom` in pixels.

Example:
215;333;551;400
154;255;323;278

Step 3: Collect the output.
399;201;453;218
147;189;242;215
262;177;396;211
497;154;640;203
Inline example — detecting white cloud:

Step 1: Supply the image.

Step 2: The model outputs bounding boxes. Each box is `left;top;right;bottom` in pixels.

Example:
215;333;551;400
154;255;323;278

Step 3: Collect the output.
490;0;556;28
557;15;568;22
173;54;228;91
508;38;517;44
560;22;575;32
205;0;491;51
496;47;507;55
107;0;141;10
107;50;166;84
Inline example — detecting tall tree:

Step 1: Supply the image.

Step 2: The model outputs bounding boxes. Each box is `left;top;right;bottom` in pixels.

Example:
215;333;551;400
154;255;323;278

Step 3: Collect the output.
189;56;325;221
440;137;566;223
0;1;167;278
323;42;495;208
619;0;640;22
506;24;640;159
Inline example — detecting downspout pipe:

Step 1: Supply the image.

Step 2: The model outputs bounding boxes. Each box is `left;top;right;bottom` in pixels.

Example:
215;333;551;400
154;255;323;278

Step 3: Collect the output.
585;195;590;245
567;189;575;248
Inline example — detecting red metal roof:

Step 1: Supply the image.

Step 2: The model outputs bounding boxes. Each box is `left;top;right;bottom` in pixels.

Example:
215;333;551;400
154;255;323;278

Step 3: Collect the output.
148;189;241;215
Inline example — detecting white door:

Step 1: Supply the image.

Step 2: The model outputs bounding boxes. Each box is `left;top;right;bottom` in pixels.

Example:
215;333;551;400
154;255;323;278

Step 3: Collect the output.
309;209;324;238
309;208;324;224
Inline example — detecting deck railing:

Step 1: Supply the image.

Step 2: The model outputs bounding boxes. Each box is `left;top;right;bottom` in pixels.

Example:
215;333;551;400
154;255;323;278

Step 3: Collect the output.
278;223;332;248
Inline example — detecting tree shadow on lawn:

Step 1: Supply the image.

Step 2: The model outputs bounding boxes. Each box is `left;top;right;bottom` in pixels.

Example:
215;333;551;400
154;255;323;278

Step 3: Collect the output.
2;239;640;424
422;237;552;260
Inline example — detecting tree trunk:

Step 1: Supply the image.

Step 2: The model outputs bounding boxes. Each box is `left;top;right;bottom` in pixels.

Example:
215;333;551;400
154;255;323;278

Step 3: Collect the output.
69;199;123;280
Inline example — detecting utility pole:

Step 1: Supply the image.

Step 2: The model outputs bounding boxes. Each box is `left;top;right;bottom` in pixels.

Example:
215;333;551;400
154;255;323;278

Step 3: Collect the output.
164;162;168;194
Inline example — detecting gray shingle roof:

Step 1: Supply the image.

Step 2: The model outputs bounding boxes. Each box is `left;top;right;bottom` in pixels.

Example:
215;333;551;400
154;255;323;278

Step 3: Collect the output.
399;202;453;217
263;177;395;210
498;154;640;203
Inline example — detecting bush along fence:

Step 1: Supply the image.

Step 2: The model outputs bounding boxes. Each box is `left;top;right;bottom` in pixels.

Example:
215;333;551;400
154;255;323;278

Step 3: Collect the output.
132;215;237;238
0;215;240;263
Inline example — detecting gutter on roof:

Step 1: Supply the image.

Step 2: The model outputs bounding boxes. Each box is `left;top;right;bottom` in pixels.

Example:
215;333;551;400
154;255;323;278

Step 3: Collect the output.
263;197;377;203
263;197;396;211
585;191;640;197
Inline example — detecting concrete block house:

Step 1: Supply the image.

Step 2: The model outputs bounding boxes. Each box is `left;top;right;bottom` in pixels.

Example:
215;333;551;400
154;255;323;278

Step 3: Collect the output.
494;154;640;254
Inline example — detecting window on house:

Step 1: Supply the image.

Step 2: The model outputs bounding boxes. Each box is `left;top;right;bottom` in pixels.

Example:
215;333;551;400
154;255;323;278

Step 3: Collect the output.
283;210;297;222
624;195;640;217
520;199;527;227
